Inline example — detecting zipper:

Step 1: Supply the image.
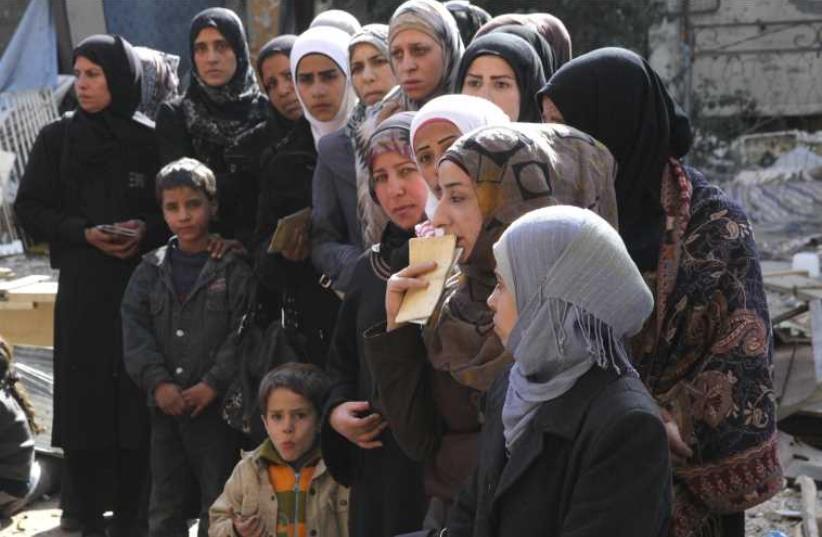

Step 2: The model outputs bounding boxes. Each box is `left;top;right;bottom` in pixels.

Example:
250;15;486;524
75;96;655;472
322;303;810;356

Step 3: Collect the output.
293;469;300;537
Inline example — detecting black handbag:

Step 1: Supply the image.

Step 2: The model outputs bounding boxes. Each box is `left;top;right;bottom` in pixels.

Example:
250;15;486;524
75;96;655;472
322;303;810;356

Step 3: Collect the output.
221;280;299;440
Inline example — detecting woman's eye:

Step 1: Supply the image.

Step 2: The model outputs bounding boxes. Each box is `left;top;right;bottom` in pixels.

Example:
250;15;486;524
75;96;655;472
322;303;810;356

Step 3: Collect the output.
351;64;363;75
494;81;511;90
215;42;230;53
411;46;429;57
418;153;432;165
391;49;403;61
374;173;387;183
372;57;389;67
320;71;339;82
466;79;481;88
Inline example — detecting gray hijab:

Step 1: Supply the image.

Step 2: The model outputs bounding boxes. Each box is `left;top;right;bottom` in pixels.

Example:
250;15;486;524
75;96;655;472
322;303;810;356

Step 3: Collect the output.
493;206;653;452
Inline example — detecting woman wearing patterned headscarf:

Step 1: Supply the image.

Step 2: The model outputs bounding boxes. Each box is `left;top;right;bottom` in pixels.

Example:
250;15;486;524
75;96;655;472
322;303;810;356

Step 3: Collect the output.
15;34;167;534
156;7;268;247
538;47;781;537
311;24;398;296
352;0;466;249
457;32;546;122
446;206;671;536
476;12;572;68
363;122;618;525
323;112;428;537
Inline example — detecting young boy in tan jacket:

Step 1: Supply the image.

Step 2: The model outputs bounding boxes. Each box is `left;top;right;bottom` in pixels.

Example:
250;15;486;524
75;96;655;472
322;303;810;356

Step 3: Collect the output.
209;363;349;537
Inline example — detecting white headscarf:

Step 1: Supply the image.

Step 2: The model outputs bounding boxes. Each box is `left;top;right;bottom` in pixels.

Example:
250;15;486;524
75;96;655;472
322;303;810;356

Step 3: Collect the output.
410;94;510;216
493;206;654;452
291;26;359;146
310;9;362;36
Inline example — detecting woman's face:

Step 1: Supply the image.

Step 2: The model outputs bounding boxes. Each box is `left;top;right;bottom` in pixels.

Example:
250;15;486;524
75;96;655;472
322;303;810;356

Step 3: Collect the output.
74;56;111;114
296;53;346;121
193;27;238;87
541;96;565;124
431;160;483;262
461;55;520;121
372;152;429;230
350;43;396;106
488;269;518;346
390;29;444;102
412;119;461;193
260;53;302;121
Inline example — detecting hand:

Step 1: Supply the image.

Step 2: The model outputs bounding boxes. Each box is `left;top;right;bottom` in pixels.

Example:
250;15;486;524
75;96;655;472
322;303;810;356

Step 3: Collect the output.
154;383;188;417
181;382;217;418
85;220;145;259
281;226;310;262
232;513;264;537
660;408;693;464
207;235;246;259
385;261;437;331
329;401;388;449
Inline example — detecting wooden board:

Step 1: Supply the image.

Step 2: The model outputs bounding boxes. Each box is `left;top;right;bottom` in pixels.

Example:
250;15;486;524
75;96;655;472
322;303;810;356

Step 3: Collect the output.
6;281;58;303
0;274;49;298
763;272;822;301
0;302;54;347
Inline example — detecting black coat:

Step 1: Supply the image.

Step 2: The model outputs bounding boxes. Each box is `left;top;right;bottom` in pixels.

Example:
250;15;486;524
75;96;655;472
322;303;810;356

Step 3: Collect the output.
322;226;426;537
253;119;339;368
14;114;166;450
447;366;672;537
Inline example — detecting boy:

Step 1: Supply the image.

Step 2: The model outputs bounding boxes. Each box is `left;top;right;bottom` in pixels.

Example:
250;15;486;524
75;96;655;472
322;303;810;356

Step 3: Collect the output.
209;363;349;537
122;157;252;537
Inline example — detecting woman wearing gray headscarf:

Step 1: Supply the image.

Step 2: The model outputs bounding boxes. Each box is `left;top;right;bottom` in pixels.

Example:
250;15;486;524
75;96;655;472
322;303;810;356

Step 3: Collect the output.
447;205;671;537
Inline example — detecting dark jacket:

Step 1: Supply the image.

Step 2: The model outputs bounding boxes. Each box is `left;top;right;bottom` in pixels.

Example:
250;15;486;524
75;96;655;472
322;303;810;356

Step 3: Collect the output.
310;128;363;295
14;114;165;450
322;225;426;537
121;241;252;400
155;98;266;247
447;366;672;537
0;389;34;497
254;119;340;368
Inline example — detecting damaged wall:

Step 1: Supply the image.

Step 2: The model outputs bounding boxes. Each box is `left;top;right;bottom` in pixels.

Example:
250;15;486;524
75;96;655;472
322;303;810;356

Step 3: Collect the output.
650;0;822;117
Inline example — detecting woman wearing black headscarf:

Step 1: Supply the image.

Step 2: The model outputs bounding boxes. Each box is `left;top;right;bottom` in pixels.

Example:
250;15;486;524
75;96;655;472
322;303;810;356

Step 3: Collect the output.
15;34;166;536
443;0;491;45
156;7;267;248
538;48;781;537
457;33;546;122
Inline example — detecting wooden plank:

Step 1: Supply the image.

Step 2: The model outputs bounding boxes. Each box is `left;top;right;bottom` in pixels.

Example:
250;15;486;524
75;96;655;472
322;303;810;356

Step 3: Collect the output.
0;300;35;310
0;274;49;291
7;281;57;303
763;273;822;301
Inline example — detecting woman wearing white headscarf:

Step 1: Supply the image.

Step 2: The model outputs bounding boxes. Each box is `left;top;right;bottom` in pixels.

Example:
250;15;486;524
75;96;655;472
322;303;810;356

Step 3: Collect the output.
447;206;671;537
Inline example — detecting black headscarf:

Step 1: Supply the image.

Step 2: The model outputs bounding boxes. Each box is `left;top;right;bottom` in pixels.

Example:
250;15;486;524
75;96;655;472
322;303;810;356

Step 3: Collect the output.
489;24;556;79
255;34;297;78
69;34;145;167
537;47;693;270
443;0;491;45
456;33;546;123
182;8;266;156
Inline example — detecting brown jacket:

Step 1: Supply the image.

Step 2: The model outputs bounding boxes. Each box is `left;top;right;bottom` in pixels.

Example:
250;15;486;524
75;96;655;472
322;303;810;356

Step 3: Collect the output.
208;442;349;537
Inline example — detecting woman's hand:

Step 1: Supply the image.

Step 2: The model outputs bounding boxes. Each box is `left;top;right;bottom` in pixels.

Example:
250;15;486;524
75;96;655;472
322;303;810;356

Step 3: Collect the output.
660;408;693;464
385;261;437;331
84;219;145;259
207;235;246;259
329;401;388;449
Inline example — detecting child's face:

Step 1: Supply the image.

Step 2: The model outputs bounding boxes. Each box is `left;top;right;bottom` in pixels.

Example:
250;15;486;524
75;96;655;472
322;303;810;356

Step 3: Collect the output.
161;185;213;252
262;388;319;462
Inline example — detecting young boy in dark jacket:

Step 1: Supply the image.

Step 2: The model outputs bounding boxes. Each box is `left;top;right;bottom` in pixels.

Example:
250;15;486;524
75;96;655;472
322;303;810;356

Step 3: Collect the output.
122;157;252;537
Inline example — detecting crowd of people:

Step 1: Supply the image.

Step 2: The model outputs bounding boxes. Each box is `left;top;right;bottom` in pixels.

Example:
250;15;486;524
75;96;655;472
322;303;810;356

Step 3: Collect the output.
2;1;782;536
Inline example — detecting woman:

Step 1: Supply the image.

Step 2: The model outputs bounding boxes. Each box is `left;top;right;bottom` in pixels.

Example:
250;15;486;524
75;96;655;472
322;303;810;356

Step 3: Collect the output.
538;47;781;537
355;0;465;247
483;24;557;81
476;12;572;67
311;24;397;295
323;112;428;537
156;7;267;247
443;0;491;45
254;26;357;368
309;8;362;36
456;33;546;122
363;122;618;525
447;205;671;537
14;35;166;536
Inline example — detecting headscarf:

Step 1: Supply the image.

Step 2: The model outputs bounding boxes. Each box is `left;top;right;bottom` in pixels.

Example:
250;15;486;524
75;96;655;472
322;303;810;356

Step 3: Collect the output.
310;9;362;36
366;111;415;202
182;8;266;157
488;24;557;79
494;206;653;451
409;94;510;216
346;24;390;129
255;34;297;77
443;0;491;45
476;13;572;67
388;0;465;110
133;46;180;120
291;26;358;146
69;35;145;168
455;33;546;122
424;122;619;391
537;47;693;271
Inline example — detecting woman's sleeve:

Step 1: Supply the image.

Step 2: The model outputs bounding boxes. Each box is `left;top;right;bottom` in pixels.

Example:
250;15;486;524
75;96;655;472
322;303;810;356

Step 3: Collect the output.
155;102;193;166
13;123;88;246
363;323;442;461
